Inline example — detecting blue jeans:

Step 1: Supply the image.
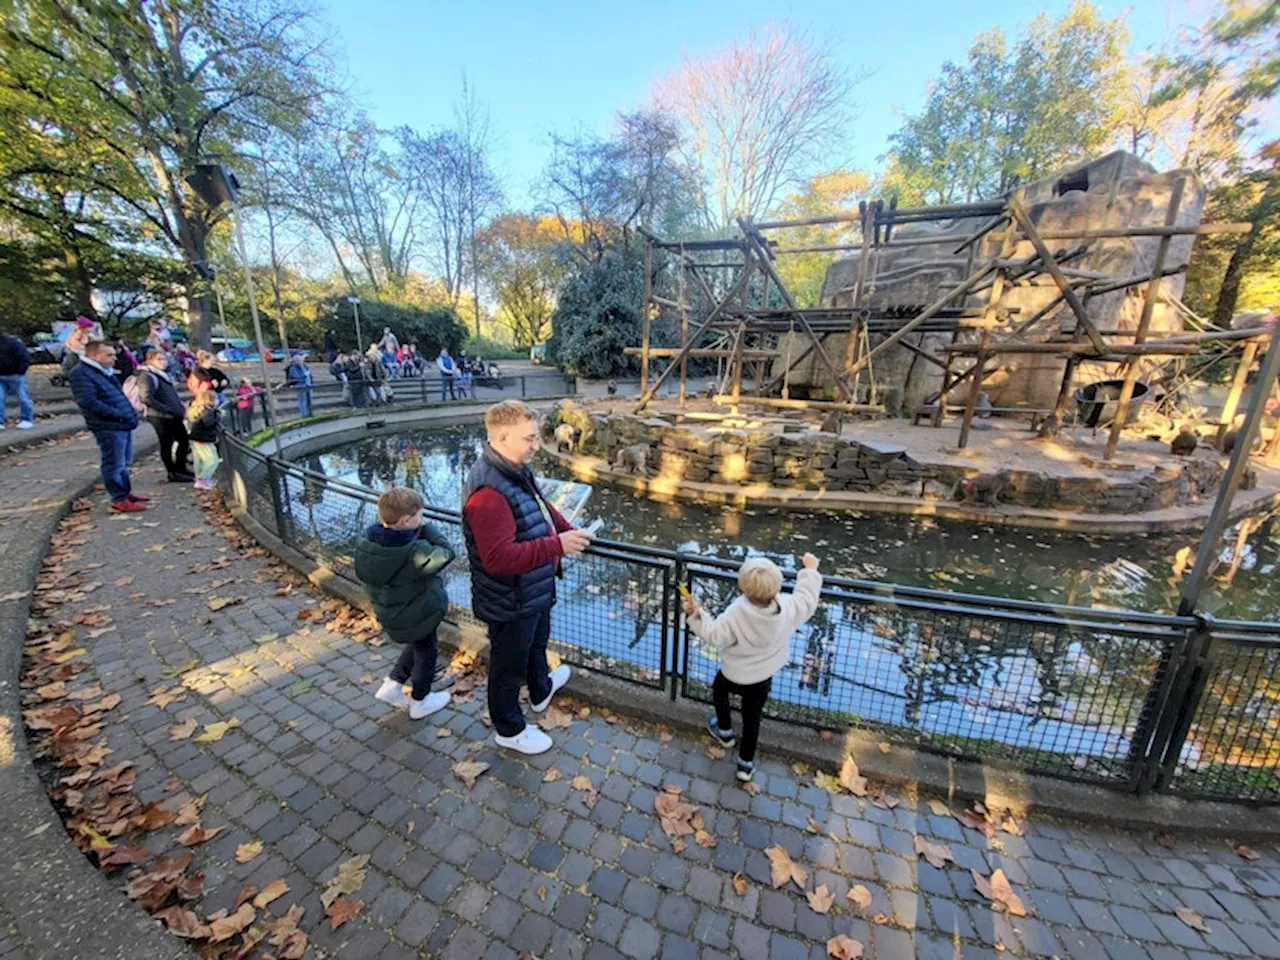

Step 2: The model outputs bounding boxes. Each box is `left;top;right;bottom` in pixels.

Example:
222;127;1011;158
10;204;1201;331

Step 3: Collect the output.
486;610;553;737
0;374;34;423
91;429;133;502
440;376;455;401
296;387;313;418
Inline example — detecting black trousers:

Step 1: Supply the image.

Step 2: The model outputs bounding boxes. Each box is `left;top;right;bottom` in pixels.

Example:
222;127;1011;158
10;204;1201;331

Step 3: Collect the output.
148;415;190;477
389;629;439;701
486;609;553;737
713;671;772;763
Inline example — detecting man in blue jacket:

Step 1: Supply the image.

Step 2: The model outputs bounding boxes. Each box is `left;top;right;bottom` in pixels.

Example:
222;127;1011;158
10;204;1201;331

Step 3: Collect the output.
0;329;34;430
69;340;147;513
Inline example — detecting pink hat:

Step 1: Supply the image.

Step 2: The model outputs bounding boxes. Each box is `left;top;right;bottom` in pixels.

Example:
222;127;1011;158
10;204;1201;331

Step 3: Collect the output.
75;316;95;329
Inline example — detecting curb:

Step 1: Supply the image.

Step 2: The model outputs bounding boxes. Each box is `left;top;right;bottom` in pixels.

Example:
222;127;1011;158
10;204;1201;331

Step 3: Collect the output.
228;496;1280;842
0;417;88;455
0;432;186;959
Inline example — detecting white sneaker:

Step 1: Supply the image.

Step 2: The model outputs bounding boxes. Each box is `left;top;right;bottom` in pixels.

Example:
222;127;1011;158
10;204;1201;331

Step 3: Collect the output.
16;421;33;430
531;665;571;713
374;677;409;707
409;691;450;720
494;725;553;755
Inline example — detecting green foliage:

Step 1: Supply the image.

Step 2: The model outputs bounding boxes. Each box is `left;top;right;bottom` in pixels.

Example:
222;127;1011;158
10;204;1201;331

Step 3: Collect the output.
464;334;526;361
547;249;643;378
316;297;468;357
885;1;1127;204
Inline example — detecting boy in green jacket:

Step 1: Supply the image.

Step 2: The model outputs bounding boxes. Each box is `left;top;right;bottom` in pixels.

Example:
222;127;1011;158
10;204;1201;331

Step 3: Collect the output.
354;487;455;719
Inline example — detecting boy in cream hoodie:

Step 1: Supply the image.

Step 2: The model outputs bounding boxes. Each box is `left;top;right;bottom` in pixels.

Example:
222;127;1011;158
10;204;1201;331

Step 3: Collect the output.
683;553;823;782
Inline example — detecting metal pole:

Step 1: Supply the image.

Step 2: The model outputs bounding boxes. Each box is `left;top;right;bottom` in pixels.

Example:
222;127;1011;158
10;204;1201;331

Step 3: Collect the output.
1177;325;1280;616
352;300;363;353
230;202;283;458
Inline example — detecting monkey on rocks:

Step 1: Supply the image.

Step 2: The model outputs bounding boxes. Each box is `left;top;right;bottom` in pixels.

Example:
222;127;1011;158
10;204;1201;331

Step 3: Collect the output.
1170;426;1198;456
612;443;650;476
554;422;580;453
954;469;1013;507
819;411;842;435
607;379;617;396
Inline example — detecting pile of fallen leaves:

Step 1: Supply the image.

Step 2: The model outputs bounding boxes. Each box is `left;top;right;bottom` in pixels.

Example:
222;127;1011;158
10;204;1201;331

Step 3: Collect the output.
653;785;718;855
20;502;315;958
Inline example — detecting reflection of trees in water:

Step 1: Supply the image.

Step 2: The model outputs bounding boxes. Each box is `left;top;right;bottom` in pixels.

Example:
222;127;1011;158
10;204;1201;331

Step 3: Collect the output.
563;554;666;657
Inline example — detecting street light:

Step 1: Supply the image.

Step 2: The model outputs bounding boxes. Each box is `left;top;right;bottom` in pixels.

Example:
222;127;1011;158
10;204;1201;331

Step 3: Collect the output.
185;164;282;457
346;295;363;352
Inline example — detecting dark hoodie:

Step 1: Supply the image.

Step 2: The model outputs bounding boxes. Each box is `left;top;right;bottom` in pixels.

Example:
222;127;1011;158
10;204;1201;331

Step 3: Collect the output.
352;522;455;643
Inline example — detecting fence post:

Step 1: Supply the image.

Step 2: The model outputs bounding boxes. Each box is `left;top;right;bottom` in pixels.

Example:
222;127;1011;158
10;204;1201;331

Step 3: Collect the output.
266;457;289;541
1144;614;1217;793
521;376;527;398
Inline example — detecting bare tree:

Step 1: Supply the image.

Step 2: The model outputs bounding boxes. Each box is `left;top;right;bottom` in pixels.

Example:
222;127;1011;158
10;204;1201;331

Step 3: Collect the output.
652;23;854;229
398;127;468;306
456;78;504;336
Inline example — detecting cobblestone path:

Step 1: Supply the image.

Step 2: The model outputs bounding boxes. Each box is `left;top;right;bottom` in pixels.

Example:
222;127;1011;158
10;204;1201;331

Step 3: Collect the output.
12;437;1280;960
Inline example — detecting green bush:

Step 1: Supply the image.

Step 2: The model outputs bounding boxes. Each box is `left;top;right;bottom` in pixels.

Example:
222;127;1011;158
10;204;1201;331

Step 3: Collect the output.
464;334;527;361
547;248;642;378
318;298;469;357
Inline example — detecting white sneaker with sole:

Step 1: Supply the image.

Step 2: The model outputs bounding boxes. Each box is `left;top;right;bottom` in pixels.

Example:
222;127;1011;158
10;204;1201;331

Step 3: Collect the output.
16;421;33;430
374;677;409;707
494;725;553;755
409;691;450;720
531;664;571;713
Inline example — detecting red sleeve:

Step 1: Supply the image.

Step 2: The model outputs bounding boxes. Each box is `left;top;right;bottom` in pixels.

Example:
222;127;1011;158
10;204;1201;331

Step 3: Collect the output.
548;503;573;534
464;487;563;576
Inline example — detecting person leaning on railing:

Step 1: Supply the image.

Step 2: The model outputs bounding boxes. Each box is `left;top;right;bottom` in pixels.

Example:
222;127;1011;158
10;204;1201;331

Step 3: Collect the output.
461;399;595;755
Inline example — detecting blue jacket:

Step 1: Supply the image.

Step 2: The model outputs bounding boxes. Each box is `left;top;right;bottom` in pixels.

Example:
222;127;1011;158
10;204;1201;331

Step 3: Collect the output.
462;447;558;623
70;361;139;432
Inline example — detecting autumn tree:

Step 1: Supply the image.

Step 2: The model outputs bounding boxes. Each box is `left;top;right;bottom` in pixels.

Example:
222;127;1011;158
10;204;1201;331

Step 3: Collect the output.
1;0;336;348
883;1;1127;204
652;23;854;229
476;213;565;346
769;170;870;307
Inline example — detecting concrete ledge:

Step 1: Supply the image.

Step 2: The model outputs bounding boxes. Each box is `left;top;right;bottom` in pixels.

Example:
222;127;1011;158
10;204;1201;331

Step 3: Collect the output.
548;445;1280;536
0;432;185;960
229;493;1280;840
0;416;88;455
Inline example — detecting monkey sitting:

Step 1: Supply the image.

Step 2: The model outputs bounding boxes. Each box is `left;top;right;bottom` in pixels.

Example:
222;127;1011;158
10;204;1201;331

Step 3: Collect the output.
1170;425;1198;456
1221;429;1262;456
612;443;650;476
974;392;993;418
539;415;556;442
1031;411;1061;441
554;422;580;453
819;411;842;435
704;384;717;400
954;469;1013;507
607;379;617;396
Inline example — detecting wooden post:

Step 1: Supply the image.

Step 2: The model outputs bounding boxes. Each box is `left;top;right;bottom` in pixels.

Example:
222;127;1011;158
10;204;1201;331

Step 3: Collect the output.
1103;177;1186;460
958;329;991;449
678;261;689;407
640;238;652;396
844;201;873;376
1217;340;1258;446
957;207;1018;448
730;322;745;412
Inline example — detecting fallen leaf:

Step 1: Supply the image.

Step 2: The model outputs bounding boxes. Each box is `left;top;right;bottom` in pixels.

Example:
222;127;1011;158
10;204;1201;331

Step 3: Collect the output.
732;873;748;897
207;903;256;942
847;884;872;910
569;775;594;791
169;717;198;740
765;845;808;890
288;677;314;696
878;742;891;754
177;823;223;846
658;727;673;742
814;771;842;794
174;795;207;826
806;818;822;835
25;822;52;838
144;544;165;554
193;718;242;742
807;884;835;914
536;885;546;901
325;897;362;930
236;884;259;908
540;706;573;730
542;769;562;782
0;590;32;602
819;730;833;741
839;757;868;796
113;576;135;587
742;780;761;796
148;686;186;709
155;906;211;939
435;726;453;738
706;745;725;760
235;840;264;863
321;854;370;908
576;706;590;720
253;878;290;909
207;596;244;612
1158;833;1177;849
972;869;1027;917
1176;906;1209;932
161;659;198;679
254;632;280;645
1235;844;1261;861
928;799;952;817
827;934;865;960
914;835;955;869
694;829;717;848
453;759;489;788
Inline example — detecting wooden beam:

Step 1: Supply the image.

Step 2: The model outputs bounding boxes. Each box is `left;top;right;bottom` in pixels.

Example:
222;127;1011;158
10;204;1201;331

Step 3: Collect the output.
640;238;653;395
1217;340;1259;445
946;342;1200;356
1023;223;1252;241
1006;195;1108;353
623;348;779;359
958;208;1019;449
711;395;886;413
1104;177;1186;460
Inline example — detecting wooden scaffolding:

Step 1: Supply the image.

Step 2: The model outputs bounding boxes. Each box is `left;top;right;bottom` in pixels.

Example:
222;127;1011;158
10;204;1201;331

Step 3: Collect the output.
633;189;1260;458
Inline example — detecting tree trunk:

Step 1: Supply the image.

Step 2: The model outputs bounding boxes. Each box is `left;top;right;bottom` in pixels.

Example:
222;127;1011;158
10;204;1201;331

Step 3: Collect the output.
1212;176;1279;328
186;285;212;349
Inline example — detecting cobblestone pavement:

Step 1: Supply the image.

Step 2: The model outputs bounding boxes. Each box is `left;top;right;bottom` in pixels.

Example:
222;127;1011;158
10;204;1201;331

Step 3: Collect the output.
13;441;1280;960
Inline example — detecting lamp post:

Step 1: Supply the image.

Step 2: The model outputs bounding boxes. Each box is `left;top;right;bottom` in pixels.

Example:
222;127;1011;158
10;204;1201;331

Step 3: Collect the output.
185;164;282;457
347;296;363;352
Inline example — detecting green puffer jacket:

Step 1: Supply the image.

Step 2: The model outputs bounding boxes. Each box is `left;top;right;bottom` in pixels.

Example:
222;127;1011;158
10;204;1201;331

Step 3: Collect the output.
353;523;455;643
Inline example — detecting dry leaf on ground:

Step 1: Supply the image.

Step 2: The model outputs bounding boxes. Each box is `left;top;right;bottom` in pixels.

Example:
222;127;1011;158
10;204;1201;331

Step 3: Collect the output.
540;707;573;730
207;903;256;942
914;835;955;869
1176;906;1209;932
827;934;865;959
732;873;748;897
569;775;594;791
436;727;453;738
542;769;562;782
192;718;241;742
452;759;490;789
972;868;1027;916
321;855;370;908
927;799;951;817
235;840;263;863
814;771;842;794
174;795;207;826
1236;844;1261;861
325;897;363;930
155;906;210;939
765;845;808;890
839;757;868;796
847;884;872;910
706;744;726;760
177;823;223;846
253;878;290;909
807;885;835;914
654;791;700;841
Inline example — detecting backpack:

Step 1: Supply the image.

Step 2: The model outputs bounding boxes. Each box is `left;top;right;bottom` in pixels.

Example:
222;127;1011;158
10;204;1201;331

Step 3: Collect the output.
122;371;151;415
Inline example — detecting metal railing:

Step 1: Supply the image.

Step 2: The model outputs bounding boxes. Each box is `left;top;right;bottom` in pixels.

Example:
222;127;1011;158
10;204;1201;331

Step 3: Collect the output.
218;417;1280;804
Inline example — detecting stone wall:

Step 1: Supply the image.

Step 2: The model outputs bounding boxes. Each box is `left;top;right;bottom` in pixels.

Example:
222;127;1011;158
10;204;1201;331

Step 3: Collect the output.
548;401;1226;515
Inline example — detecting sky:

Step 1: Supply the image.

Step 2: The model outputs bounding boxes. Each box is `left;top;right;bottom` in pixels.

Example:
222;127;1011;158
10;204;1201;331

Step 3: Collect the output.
321;0;1203;209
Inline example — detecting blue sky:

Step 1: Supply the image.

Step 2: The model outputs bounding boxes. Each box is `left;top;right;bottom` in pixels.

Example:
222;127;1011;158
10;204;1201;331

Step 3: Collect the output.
323;0;1191;208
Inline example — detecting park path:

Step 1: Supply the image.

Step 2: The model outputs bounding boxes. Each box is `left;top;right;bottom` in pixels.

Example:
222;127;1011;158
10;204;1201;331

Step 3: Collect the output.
8;434;1280;960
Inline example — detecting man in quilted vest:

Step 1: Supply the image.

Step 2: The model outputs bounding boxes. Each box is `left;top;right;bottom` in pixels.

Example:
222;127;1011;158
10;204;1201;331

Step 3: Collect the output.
462;400;593;754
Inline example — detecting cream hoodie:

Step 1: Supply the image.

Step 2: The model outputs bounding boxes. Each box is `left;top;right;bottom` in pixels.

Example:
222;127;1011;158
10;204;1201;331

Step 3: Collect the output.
687;568;823;685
